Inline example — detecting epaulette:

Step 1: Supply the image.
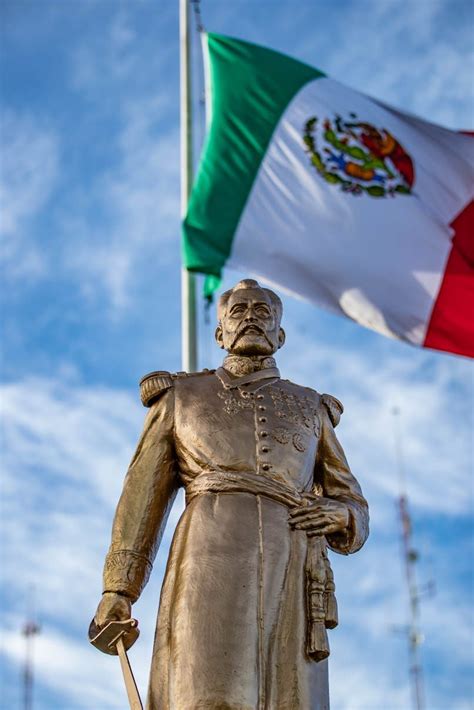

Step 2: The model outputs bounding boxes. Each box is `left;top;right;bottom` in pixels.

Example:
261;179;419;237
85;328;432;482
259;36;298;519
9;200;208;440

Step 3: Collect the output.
140;371;173;407
139;369;215;407
321;393;344;427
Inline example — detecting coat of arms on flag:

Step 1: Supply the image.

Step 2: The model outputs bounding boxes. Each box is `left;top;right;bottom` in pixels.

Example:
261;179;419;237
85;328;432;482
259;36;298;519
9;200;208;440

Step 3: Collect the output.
303;114;415;197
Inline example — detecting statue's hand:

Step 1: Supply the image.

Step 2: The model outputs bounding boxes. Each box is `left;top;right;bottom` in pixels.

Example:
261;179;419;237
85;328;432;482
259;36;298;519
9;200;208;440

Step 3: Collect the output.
94;592;132;629
89;594;139;655
289;498;349;536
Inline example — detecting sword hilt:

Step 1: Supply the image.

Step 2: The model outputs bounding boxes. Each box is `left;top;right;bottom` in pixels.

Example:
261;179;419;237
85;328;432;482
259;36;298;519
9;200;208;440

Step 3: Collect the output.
89;618;140;655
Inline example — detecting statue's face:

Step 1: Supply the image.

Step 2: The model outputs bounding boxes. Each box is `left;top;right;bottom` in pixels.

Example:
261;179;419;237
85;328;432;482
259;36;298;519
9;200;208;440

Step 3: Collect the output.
216;288;285;356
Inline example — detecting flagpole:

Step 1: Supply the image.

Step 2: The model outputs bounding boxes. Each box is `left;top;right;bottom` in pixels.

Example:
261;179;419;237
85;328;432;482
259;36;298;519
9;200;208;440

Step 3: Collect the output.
180;0;197;372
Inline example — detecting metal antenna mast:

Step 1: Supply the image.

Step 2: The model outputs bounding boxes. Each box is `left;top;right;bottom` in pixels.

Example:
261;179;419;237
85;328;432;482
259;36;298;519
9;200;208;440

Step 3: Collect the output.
22;588;40;710
392;407;425;710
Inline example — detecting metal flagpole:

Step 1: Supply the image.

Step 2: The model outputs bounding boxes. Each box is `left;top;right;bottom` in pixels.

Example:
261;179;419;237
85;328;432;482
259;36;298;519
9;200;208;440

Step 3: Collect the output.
180;0;198;372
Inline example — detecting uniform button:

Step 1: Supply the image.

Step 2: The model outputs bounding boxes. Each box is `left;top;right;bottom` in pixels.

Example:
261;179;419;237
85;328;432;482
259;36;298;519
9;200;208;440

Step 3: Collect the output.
258;405;266;411
260;431;268;437
259;417;267;423
262;463;270;471
261;446;269;453
257;394;264;400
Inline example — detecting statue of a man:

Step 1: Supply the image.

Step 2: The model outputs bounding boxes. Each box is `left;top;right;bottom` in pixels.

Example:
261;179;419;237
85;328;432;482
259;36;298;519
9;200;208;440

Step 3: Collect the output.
92;279;369;709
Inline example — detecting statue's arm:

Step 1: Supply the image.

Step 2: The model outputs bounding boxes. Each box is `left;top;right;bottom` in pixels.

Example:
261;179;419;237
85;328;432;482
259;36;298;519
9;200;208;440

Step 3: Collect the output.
102;387;179;603
315;404;369;555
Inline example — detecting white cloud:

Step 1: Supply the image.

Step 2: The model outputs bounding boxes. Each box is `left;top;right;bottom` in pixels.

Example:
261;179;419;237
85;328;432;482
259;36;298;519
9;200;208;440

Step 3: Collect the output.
0;373;185;707
70;12;137;93
69;8;176;97
1;376;142;629
2;622;124;708
235;0;474;130
0;109;59;279
62;9;181;314
338;0;474;130
2;376;141;504
1;495;182;707
0;8;181;316
60;111;180;314
330;660;409;710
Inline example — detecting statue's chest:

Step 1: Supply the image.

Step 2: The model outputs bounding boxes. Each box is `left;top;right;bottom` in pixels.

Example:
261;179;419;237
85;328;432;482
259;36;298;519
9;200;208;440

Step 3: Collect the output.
177;382;320;481
214;385;320;432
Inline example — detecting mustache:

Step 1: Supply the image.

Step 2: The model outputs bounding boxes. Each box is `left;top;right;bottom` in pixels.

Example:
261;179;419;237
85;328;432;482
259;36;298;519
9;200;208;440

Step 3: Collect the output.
231;323;273;347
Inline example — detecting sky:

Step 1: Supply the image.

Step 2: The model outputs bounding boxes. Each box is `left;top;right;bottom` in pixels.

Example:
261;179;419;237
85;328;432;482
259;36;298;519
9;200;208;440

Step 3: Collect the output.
0;1;473;709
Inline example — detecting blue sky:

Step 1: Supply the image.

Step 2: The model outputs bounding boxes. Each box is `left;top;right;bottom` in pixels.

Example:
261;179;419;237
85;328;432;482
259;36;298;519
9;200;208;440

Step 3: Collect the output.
1;1;473;708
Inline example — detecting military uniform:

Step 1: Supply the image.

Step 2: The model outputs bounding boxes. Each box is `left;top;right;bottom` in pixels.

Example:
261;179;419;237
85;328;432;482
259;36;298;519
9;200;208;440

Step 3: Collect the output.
102;359;369;710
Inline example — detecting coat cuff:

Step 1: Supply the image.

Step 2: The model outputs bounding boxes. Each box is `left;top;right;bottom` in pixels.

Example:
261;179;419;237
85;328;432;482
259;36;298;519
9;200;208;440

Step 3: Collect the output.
102;549;153;603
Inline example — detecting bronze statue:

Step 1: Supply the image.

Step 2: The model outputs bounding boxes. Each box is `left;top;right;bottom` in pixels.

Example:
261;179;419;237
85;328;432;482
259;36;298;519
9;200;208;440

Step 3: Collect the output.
92;278;369;709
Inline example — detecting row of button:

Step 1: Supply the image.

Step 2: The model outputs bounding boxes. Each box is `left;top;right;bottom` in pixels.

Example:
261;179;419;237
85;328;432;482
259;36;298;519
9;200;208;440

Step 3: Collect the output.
255;393;271;471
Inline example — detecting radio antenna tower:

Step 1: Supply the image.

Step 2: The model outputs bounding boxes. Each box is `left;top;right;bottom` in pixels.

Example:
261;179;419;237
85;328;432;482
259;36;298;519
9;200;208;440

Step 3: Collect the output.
22;587;40;710
392;407;425;710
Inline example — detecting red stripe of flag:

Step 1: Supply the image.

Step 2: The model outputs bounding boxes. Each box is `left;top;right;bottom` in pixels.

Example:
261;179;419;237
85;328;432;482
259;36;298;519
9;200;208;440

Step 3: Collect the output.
423;200;474;358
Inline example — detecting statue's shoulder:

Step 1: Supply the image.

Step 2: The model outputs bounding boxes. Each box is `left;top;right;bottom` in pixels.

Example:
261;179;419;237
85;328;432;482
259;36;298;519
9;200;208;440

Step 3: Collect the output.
320;393;344;427
139;370;174;407
279;379;344;427
139;369;216;407
278;378;318;399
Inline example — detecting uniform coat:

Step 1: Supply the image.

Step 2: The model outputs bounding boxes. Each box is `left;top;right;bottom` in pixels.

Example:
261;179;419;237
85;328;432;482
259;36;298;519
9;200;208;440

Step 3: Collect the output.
102;365;369;710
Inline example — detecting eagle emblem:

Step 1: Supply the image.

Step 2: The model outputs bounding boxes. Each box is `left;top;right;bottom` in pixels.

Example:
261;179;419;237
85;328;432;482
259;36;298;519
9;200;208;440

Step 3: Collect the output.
303;113;414;197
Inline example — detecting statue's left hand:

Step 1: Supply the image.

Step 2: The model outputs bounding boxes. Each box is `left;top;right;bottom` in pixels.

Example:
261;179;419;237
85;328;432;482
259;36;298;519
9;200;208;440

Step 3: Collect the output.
289;498;349;536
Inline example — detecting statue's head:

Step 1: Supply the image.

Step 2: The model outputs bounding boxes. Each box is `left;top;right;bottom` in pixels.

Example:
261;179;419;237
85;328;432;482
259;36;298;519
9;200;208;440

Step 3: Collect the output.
215;279;285;356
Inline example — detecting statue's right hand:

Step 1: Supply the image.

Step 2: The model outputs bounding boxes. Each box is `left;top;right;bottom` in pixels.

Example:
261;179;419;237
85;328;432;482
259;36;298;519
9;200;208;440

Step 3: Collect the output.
89;593;139;654
94;592;132;629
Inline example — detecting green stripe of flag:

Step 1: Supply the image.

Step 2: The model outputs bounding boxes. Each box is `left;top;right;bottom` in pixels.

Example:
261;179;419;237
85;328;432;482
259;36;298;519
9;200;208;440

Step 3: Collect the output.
182;33;324;287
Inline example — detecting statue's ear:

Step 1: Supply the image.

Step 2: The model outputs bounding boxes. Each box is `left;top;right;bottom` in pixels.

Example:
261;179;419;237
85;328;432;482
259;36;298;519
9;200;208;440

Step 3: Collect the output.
215;325;224;349
278;327;286;349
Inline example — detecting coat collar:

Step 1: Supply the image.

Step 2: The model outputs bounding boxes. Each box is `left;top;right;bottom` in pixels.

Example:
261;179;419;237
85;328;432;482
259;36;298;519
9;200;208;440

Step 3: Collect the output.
222;354;277;376
216;366;280;390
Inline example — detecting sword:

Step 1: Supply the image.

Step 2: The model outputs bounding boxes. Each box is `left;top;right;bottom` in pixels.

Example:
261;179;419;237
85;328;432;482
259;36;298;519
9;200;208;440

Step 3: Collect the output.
89;618;143;710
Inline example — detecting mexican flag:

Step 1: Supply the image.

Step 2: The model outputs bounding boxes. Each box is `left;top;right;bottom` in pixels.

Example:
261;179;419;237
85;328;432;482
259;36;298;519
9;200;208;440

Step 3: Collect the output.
182;34;474;358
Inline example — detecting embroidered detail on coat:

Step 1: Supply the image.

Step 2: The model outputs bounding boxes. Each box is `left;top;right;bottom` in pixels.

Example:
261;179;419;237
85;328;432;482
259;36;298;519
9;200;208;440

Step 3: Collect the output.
270;387;320;435
217;389;254;415
293;432;307;452
272;427;291;444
